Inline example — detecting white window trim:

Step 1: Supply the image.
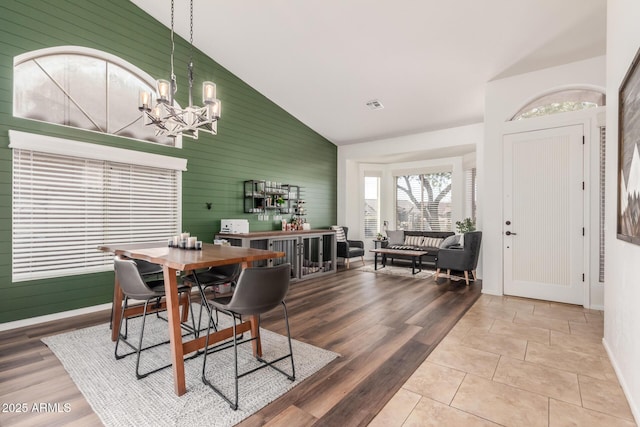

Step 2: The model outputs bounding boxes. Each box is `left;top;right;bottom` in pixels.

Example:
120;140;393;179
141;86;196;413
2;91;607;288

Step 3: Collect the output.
8;130;187;171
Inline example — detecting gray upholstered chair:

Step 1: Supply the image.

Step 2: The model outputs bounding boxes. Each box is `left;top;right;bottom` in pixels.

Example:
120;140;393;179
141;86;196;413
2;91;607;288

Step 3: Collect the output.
201;263;295;410
435;231;482;285
110;259;163;330
113;255;195;379
333;226;365;269
134;259;163;277
181;263;242;331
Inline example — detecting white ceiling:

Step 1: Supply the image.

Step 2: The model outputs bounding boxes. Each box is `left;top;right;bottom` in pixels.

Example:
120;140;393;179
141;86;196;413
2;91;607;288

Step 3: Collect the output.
130;0;607;147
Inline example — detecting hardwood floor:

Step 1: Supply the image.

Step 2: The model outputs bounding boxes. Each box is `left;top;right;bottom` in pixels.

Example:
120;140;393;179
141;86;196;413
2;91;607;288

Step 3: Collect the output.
0;266;481;426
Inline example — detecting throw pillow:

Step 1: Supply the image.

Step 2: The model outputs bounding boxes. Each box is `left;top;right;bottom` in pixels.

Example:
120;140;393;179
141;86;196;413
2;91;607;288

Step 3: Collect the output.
404;235;424;247
440;234;461;248
331;225;347;242
386;230;404;245
422;237;444;248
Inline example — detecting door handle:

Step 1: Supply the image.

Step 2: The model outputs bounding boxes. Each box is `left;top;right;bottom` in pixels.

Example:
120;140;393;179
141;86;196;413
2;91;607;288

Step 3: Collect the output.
505;231;517;236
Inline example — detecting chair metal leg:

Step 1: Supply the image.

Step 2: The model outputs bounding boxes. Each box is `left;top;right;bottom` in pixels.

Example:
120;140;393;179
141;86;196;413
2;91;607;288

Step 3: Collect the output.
201;308;240;410
282;301;296;380
114;295;186;379
134;300;151;379
201;304;295;410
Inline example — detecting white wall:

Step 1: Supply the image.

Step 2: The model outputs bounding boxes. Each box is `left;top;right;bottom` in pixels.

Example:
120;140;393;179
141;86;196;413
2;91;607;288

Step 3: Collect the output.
481;55;606;309
604;0;640;422
337;124;483;256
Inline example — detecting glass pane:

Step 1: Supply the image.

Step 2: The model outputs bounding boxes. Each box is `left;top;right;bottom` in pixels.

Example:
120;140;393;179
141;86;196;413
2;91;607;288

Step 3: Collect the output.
364;176;379;238
14;49;175;147
396;173;452;231
14;60;67;124
108;63;173;145
511;89;605;121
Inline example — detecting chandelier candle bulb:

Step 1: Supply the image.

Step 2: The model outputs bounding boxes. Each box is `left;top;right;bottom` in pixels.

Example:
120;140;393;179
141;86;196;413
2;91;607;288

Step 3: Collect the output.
203;82;216;103
208;100;221;119
138;90;151;111
151;105;162;121
157;79;171;103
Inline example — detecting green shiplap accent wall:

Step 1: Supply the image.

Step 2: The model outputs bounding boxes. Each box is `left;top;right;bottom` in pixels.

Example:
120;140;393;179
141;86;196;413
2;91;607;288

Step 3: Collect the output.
0;0;336;323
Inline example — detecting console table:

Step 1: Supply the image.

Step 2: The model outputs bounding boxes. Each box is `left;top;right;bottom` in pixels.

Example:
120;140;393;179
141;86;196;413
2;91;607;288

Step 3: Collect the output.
215;229;336;281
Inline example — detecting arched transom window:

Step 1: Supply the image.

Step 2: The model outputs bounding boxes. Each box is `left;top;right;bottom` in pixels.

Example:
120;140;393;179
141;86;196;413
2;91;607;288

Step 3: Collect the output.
511;89;606;121
13;46;176;146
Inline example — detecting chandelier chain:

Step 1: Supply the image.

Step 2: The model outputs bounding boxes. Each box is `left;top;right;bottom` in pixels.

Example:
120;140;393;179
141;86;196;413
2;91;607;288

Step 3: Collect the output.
190;0;194;47
170;0;176;94
188;0;194;94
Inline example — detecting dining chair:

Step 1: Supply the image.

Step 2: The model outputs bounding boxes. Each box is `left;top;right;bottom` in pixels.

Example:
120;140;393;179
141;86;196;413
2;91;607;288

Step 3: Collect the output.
201;263;295;410
181;263;242;332
109;259;164;330
113;255;195;379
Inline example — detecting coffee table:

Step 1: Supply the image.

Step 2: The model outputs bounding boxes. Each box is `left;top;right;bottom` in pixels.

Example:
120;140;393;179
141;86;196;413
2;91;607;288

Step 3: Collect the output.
370;248;429;275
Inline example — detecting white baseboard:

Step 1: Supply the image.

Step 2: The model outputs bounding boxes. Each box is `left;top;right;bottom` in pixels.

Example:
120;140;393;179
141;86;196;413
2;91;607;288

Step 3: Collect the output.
481;289;503;296
0;303;112;332
602;337;640;425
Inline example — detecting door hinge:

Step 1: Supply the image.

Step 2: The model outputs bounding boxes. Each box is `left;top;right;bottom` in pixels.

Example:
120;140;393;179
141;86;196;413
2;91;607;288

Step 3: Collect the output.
582;181;585;190
582;273;585;282
582;136;585;145
582;227;585;236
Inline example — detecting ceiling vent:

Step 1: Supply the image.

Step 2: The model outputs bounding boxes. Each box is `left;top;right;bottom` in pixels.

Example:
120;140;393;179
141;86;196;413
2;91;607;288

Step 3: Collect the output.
366;99;384;110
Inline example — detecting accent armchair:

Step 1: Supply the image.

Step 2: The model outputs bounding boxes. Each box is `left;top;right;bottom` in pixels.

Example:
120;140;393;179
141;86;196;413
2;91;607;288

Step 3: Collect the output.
435;231;482;285
332;226;365;269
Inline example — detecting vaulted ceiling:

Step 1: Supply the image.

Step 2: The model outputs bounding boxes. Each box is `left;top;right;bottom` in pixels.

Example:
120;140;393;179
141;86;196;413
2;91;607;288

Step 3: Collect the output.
130;0;607;146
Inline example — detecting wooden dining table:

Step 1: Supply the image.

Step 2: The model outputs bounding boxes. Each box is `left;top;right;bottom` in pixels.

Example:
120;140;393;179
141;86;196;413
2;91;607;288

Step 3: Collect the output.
98;241;285;396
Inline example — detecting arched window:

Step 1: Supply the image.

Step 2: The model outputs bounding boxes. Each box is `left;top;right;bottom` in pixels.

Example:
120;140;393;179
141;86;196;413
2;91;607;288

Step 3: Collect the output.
510;89;605;121
13;46;177;146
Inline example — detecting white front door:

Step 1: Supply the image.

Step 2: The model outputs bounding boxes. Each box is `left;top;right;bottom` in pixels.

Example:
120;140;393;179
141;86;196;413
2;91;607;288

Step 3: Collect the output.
503;125;584;304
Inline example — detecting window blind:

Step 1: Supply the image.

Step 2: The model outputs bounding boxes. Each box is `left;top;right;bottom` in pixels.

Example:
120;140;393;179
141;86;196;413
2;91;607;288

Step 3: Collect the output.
395;173;452;231
364;176;380;238
599;126;606;283
12;149;179;282
465;167;477;222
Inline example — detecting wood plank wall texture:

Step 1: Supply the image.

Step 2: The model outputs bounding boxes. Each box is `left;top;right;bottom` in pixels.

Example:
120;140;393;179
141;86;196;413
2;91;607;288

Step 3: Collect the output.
0;0;337;322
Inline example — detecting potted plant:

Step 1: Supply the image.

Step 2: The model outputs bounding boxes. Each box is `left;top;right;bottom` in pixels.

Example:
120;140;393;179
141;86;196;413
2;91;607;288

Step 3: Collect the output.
455;218;476;234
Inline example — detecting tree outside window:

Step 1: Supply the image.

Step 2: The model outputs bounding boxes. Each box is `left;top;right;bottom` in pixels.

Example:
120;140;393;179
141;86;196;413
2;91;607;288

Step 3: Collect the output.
396;173;452;231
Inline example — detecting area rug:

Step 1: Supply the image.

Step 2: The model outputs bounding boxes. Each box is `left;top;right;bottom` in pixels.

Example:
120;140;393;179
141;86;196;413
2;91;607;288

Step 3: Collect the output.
42;308;339;427
357;264;436;279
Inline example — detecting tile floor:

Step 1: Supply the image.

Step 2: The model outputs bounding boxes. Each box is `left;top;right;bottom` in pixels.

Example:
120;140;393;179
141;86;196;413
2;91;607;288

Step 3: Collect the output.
370;294;637;427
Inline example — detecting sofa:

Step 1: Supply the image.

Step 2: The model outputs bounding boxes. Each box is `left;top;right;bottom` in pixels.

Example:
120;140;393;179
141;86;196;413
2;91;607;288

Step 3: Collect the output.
382;230;458;268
